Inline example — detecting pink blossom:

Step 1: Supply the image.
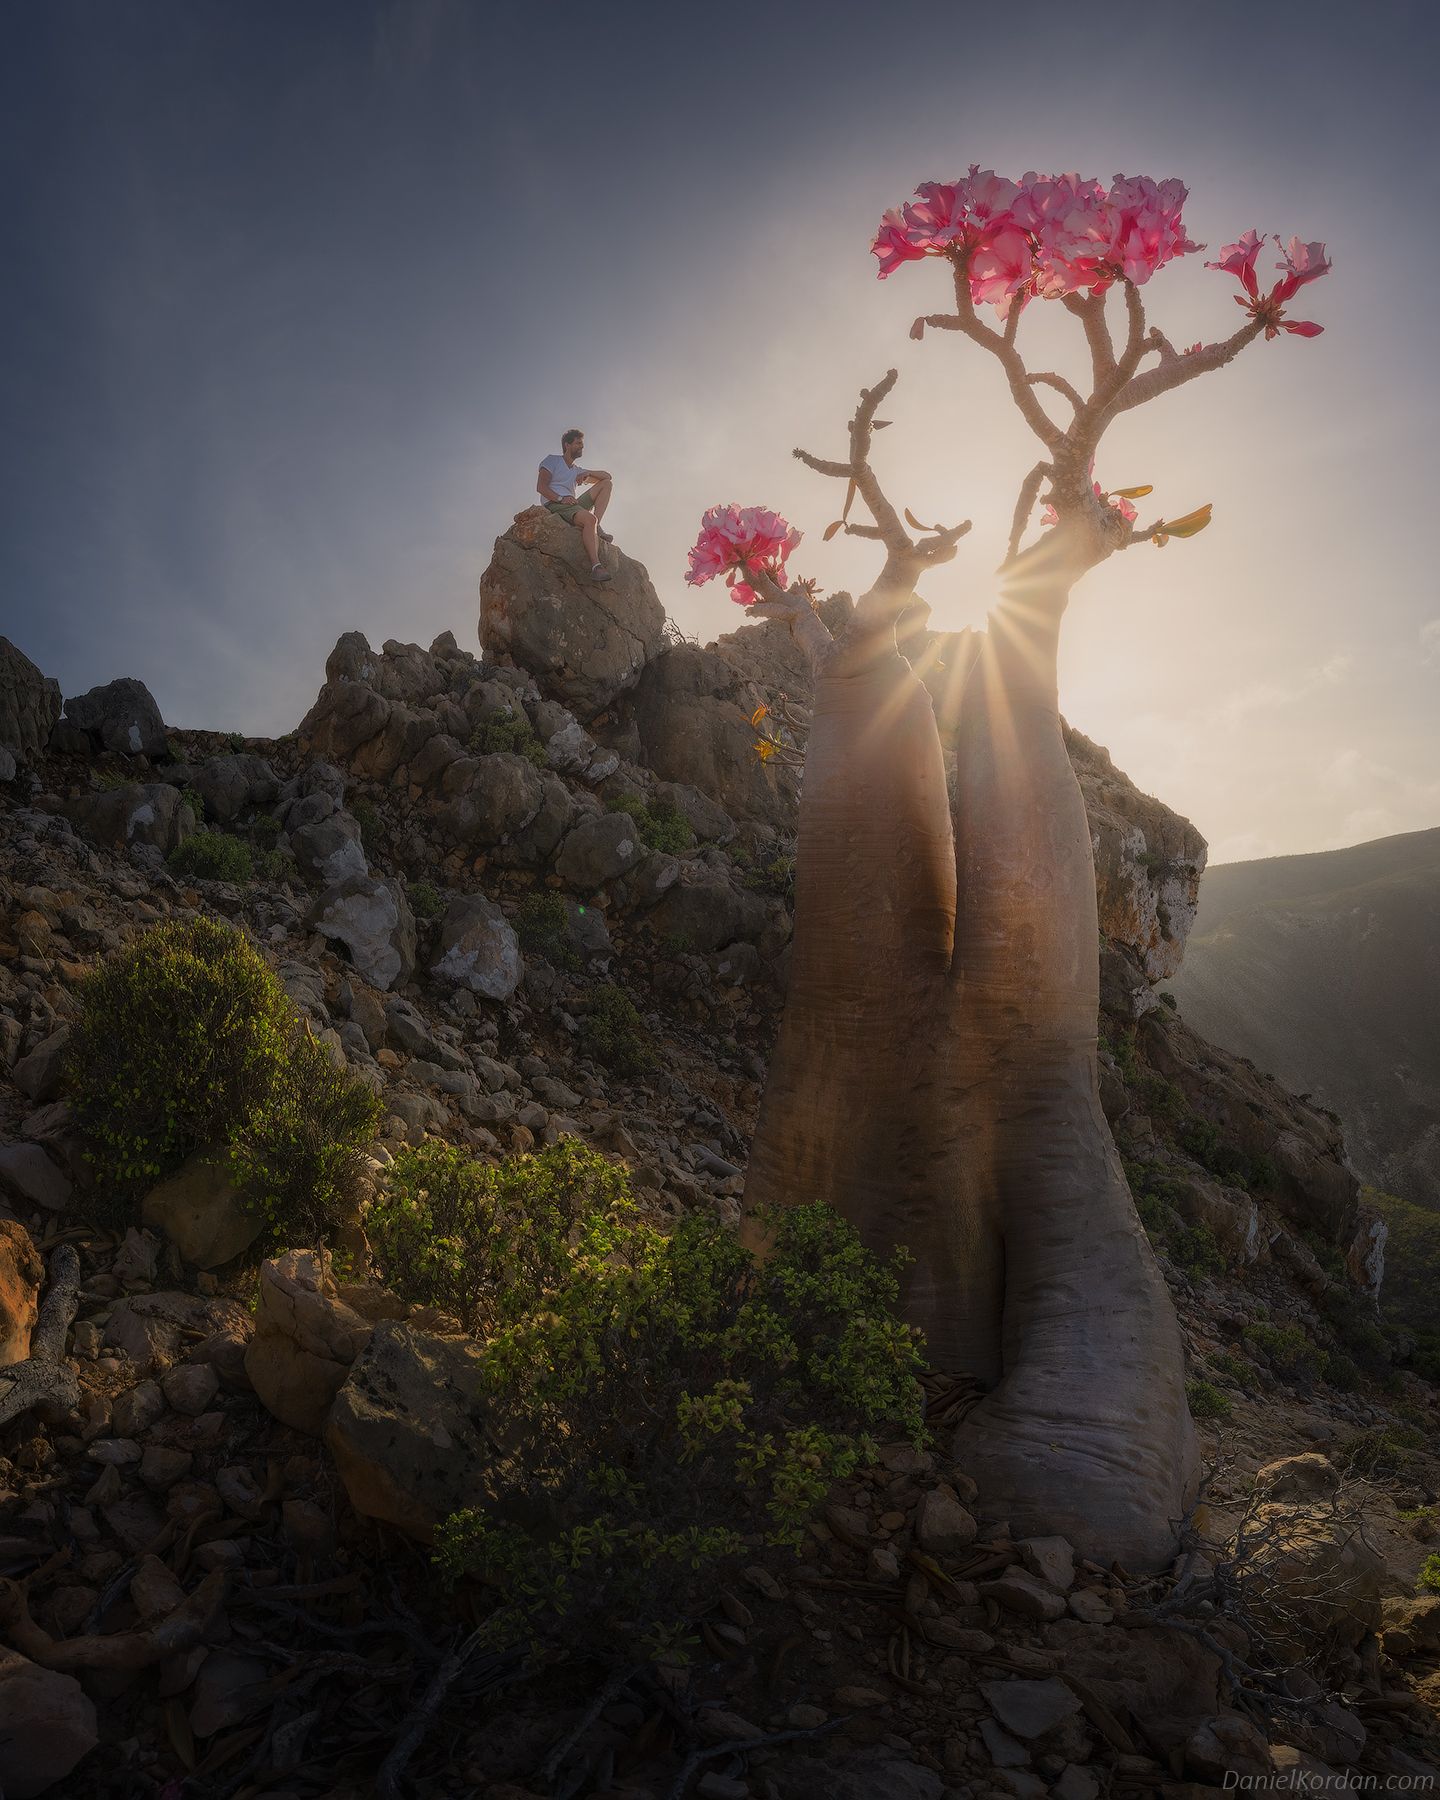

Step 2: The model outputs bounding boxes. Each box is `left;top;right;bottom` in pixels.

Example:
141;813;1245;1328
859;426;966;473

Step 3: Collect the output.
1205;229;1266;294
871;208;929;279
968;224;1033;314
1042;479;1137;529
1208;228;1331;340
1276;236;1332;287
686;504;802;608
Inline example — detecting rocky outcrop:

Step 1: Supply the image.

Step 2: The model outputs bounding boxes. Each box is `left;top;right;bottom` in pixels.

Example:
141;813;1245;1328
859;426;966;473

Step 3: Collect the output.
479;509;666;719
308;874;416;991
59;676;168;758
0;638;62;764
62;783;195;858
431;893;523;1000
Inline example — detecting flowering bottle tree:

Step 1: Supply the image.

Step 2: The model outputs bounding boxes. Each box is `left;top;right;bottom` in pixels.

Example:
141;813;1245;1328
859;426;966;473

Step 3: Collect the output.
686;170;1330;1570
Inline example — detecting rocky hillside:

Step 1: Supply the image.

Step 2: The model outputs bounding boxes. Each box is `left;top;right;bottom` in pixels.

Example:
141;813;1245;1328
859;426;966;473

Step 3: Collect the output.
1169;828;1440;1210
0;511;1437;1798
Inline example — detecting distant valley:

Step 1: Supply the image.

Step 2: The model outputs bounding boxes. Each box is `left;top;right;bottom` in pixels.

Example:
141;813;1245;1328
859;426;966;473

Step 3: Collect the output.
1169;826;1440;1210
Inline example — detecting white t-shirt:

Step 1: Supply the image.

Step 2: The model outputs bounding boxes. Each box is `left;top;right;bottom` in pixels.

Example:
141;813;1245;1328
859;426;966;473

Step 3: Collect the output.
539;452;585;501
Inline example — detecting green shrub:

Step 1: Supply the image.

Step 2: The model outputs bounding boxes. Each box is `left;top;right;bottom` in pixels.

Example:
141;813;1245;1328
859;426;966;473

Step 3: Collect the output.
369;1138;632;1336
513;891;578;969
740;851;795;900
178;785;207;825
581;983;655;1076
1418;1554;1440;1595
470;715;548;767
225;731;247;752
1242;1320;1324;1383
1135;1072;1185;1118
1211;1349;1254;1387
351;798;382;851
1336;1423;1425;1482
407;880;444;922
606;792;694;856
67;917;378;1239
1322;1351;1361;1391
167;831;254;884
1176;1114;1252;1185
1186;1378;1232;1420
430;1174;924;1662
1174;1222;1225;1281
249;812;283;851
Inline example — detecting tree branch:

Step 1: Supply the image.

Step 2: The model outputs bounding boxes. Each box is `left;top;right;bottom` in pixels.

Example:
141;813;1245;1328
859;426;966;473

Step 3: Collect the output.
1028;373;1084;415
948;260;1065;450
1103;317;1267;420
744;568;836;671
1061;291;1116;384
1006;462;1052;563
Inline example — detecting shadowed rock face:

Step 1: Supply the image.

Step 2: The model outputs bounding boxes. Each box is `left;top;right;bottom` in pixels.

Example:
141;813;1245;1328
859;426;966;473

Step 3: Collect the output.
0;637;62;762
479;508;666;720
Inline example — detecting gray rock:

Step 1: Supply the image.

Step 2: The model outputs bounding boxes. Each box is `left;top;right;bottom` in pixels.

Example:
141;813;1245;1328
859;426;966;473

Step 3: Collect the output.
0;638;62;763
915;1486;978;1557
325;1321;506;1540
0;748;14;783
291;812;368;885
432;894;523;1000
554;811;644;890
434;753;545;849
282;789;337;833
12;1026;70;1103
297;679;393;762
309;875;416;991
654;780;736;844
1018;1535;1076;1593
192;753;279;824
650;876;772;953
478;508;666;719
0;1143;72;1212
979;1569;1069;1621
0;1649;98;1796
979;1718;1031;1767
980;1677;1082;1741
61;675;168;757
760;1749;944;1800
64;783;195;856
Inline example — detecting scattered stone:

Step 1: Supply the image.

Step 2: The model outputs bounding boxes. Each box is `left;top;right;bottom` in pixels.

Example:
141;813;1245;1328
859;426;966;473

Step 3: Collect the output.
1065;1588;1113;1625
1017;1535;1075;1592
112;1380;166;1437
0;1648;98;1797
915;1485;979;1557
0;1142;72;1214
245;1250;373;1437
980;1678;1082;1741
432;892;523;999
978;1570;1067;1622
139;1445;192;1490
161;1362;219;1416
1184;1713;1274;1781
980;1719;1030;1767
142;1152;265;1270
309;874;416;991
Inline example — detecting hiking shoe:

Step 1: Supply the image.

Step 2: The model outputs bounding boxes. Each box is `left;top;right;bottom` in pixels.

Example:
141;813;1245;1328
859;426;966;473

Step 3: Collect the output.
590;564;613;584
598;528;614;543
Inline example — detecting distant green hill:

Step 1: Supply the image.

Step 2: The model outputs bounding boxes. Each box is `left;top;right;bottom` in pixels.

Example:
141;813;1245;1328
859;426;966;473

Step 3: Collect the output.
1168;827;1440;1209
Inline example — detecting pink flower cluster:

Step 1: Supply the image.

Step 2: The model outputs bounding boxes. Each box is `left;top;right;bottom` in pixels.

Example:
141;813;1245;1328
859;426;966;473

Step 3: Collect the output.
872;167;1202;313
685;504;802;607
1204;232;1331;338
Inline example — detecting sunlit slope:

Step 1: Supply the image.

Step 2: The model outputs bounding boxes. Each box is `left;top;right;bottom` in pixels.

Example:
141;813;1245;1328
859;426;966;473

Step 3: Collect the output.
1168;827;1440;1209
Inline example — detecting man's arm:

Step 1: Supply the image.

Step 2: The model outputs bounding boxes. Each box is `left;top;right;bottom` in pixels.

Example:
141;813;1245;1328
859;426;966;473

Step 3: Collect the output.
575;467;611;485
537;465;563;502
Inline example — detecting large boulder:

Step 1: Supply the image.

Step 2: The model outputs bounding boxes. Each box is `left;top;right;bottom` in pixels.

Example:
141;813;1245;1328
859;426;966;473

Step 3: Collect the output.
431;894;523;1000
62;782;195;856
297;679;393;763
245;1250;374;1436
309;875;416;991
1241;1457;1385;1663
0;1649;98;1797
326;632;445;706
325;1321;499;1541
190;753;279;824
479;508;666;720
433;754;545;851
141;1152;266;1270
554;811;645;891
629;639;801;829
290;812;368;885
650;875;773;954
0;638;62;762
61;675;167;757
0;1220;42;1367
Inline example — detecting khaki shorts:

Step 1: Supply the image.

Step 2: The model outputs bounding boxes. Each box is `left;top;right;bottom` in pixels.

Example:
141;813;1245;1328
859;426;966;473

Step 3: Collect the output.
546;490;597;523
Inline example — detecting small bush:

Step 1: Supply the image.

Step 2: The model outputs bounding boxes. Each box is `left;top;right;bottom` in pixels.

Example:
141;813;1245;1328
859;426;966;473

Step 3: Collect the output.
513;891;578;969
67;916;378;1239
581;983;655;1076
1211;1349;1254;1387
606;792;694;856
1418;1554;1440;1595
225;731;247;752
470;715;548;767
407;880;444;922
1336;1423;1425;1482
167;831;254;884
740;851;795;900
1242;1320;1324;1384
351;798;382;851
249;812;284;851
178;785;207;825
1186;1378;1233;1420
1322;1351;1361;1391
429;1168;925;1662
369;1138;632;1336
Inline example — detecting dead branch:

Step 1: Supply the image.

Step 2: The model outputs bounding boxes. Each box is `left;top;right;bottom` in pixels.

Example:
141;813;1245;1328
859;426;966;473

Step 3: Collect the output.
375;1626;498;1799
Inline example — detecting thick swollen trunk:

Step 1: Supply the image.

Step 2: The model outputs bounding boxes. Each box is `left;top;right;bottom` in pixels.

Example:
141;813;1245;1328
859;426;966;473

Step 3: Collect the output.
743;618;955;1307
941;584;1198;1569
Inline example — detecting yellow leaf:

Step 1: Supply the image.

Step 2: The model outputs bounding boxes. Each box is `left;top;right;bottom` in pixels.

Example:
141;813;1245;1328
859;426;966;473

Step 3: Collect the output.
842;478;858;523
822;520;845;541
750;704;769;727
1162;503;1214;538
755;740;777;763
1110;484;1154;499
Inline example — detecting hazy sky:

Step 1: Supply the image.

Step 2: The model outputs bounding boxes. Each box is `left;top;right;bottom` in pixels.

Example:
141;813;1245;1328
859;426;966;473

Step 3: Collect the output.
5;0;1437;863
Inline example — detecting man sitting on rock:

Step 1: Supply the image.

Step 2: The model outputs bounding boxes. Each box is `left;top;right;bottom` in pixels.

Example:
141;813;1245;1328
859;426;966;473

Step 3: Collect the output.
537;428;614;585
